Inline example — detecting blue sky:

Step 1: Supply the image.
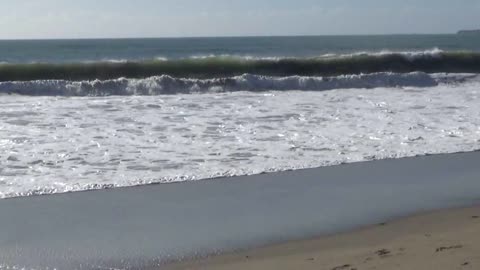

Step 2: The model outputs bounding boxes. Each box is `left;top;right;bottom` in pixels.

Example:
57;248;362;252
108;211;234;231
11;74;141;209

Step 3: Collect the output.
0;0;479;39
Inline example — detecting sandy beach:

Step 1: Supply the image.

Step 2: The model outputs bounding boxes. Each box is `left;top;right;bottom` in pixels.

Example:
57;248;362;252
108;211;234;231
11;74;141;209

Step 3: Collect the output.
166;206;480;270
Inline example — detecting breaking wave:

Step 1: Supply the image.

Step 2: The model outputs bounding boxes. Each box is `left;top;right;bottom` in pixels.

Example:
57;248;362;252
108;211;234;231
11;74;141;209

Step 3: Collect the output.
0;50;480;82
0;72;466;96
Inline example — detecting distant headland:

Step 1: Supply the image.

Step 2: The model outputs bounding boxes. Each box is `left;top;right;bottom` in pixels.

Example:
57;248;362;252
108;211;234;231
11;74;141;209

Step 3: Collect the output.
457;29;480;35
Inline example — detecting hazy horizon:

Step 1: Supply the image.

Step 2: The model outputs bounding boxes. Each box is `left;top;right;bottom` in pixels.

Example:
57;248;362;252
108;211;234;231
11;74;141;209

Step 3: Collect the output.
0;32;471;41
1;0;479;40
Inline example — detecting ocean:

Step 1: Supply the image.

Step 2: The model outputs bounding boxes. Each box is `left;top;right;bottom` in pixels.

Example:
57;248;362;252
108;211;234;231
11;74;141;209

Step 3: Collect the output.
1;35;480;199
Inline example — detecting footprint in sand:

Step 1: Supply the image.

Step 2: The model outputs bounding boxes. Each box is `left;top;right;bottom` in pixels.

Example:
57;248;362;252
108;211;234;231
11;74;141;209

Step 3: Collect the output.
331;264;353;270
375;249;392;257
435;245;463;252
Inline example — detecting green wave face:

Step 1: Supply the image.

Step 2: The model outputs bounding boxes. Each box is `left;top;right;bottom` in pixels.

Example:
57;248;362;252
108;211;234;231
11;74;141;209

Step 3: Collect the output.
1;52;480;82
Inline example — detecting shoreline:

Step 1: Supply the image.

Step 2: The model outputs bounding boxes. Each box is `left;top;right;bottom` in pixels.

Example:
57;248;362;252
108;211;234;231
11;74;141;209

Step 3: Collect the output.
1;151;480;269
165;205;480;270
3;149;479;202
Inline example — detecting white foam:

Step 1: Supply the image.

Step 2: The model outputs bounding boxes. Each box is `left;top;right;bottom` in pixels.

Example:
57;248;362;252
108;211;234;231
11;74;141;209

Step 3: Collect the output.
186;48;446;61
319;48;445;60
0;75;479;199
101;58;129;63
79;59;130;64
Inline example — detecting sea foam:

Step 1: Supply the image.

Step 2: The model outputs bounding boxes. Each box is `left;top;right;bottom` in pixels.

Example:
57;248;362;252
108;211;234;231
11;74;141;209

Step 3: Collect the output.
0;74;479;198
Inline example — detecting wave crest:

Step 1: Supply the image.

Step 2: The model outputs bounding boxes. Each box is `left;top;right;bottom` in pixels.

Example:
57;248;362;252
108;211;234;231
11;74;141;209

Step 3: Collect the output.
0;72;457;96
0;50;479;82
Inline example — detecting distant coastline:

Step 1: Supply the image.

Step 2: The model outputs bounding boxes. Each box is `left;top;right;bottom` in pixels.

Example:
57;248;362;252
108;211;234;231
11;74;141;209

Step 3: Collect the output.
458;29;480;35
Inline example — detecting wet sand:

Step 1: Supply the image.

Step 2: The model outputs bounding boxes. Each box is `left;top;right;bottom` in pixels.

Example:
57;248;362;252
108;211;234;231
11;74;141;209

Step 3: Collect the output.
166;206;480;270
0;151;480;269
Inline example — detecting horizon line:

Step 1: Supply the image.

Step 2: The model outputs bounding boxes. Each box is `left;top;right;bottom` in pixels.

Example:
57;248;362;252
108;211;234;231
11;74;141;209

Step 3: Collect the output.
0;32;459;41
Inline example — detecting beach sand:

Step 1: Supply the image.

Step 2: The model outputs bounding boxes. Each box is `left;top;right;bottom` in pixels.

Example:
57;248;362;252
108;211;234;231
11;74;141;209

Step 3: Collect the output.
166;206;480;270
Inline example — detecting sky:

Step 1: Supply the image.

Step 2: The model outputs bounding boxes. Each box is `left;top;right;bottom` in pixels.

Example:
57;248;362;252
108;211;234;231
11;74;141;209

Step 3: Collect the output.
0;0;479;39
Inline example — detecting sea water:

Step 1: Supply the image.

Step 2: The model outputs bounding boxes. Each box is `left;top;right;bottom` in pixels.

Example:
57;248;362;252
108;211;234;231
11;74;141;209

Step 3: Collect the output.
1;35;480;199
